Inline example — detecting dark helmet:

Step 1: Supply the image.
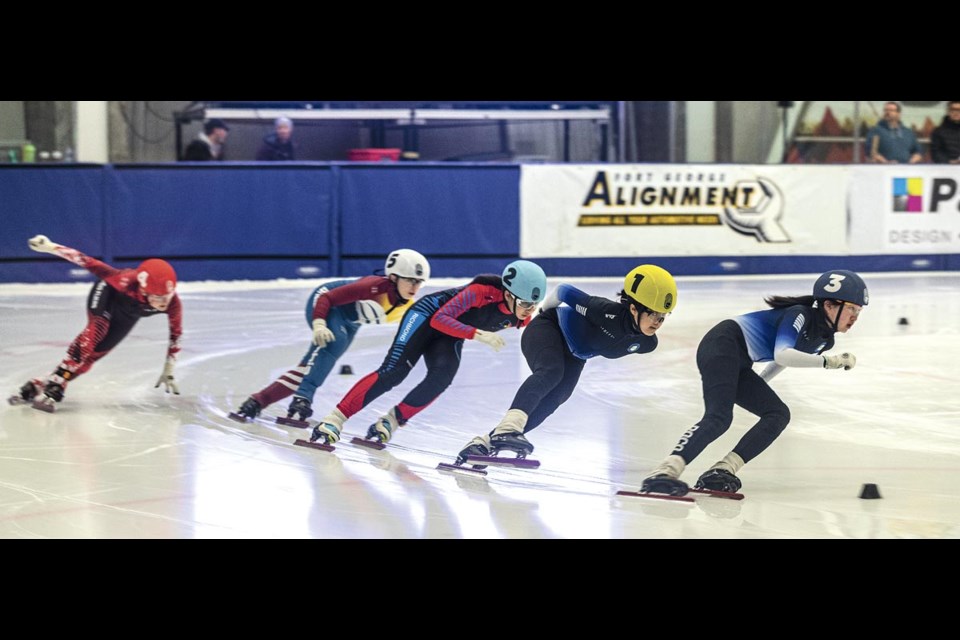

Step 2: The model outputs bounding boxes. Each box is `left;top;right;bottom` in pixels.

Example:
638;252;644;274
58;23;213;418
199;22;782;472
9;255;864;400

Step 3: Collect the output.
813;270;868;306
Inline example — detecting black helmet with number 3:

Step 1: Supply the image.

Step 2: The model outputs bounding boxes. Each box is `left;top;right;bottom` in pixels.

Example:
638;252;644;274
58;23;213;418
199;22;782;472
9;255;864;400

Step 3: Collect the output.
813;270;868;306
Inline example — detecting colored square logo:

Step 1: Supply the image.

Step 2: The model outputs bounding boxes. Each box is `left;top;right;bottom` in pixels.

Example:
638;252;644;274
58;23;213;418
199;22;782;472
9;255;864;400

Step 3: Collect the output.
893;177;922;212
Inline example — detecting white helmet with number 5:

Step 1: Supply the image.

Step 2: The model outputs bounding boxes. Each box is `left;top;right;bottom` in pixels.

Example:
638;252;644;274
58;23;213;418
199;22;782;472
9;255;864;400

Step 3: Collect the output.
385;249;430;281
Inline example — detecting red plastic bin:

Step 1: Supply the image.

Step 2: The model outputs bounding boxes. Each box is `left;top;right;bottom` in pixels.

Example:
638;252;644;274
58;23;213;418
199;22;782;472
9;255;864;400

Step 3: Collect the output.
347;148;401;162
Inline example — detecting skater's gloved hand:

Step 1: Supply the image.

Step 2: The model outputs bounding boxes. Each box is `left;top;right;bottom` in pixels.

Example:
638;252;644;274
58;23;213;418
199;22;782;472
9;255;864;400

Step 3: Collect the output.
312;318;335;348
823;352;857;370
28;235;62;255
154;358;180;394
473;330;505;352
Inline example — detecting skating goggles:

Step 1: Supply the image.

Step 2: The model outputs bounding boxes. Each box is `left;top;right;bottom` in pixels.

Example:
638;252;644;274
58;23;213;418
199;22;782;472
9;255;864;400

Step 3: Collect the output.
399;276;425;285
834;301;863;317
505;291;538;310
642;309;669;322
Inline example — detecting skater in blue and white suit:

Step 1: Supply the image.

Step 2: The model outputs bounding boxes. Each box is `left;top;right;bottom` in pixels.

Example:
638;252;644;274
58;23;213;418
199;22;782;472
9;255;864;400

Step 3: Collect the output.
641;270;868;496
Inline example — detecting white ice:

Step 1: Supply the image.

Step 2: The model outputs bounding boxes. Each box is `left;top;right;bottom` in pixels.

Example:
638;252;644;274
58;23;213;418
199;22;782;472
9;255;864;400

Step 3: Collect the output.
0;273;958;539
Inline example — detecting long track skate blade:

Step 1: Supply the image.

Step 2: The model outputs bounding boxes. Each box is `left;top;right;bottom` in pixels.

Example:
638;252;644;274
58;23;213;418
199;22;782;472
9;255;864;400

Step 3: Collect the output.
688;487;745;500
615;490;695;503
7;395;28;406
437;462;488;476
466;454;540;469
31;400;56;413
294;439;335;452
276;416;311;429
350;437;386;450
227;412;252;424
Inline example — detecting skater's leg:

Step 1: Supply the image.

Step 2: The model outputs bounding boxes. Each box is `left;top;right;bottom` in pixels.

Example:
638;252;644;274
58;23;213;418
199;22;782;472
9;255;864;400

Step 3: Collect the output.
284;313;357;420
693;368;790;493
367;336;461;442
312;313;430;444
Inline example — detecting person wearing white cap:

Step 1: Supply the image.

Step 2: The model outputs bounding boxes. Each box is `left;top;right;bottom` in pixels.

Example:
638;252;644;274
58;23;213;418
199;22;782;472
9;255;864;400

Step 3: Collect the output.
256;116;296;160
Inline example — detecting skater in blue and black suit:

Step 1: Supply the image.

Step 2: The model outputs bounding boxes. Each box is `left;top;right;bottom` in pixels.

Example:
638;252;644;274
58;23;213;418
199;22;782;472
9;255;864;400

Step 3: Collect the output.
641;270;868;496
454;264;678;465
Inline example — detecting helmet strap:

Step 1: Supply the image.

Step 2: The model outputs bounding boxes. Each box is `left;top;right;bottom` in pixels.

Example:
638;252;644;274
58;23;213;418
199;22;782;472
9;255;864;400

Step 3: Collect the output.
821;300;843;331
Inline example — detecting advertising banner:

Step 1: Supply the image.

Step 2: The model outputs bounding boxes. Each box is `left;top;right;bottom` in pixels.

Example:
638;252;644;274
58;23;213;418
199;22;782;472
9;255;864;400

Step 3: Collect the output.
520;165;849;257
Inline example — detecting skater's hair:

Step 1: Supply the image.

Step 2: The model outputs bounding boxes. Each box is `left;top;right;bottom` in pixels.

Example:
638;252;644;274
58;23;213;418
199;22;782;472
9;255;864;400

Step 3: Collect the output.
617;289;647;313
469;274;507;289
765;294;817;309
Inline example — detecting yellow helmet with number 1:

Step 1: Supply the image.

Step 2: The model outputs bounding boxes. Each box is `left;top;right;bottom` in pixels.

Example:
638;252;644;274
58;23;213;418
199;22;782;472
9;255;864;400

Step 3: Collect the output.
623;265;677;314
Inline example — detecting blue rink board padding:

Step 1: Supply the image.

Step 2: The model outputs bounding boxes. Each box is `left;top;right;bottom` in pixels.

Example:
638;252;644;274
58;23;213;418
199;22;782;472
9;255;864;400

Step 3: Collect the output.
339;166;520;256
107;166;333;257
0;167;105;259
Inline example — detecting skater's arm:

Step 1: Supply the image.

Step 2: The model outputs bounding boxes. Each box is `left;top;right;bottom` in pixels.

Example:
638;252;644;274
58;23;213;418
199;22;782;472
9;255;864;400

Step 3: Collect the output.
759;362;785;381
430;283;502;339
165;295;183;360
772;309;827;368
28;235;120;280
312;276;388;320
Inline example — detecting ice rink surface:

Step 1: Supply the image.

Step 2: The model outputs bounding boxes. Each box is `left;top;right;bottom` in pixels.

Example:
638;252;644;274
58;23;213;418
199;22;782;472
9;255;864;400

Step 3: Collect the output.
0;273;957;539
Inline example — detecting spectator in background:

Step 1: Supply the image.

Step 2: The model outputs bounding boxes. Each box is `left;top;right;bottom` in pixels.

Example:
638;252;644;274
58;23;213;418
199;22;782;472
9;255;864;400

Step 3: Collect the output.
184;118;230;161
256;117;296;161
930;101;960;164
865;102;922;164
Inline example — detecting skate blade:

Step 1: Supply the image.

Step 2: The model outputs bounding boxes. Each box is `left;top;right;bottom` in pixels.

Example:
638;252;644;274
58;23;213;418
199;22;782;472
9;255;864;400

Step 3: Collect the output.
293;439;335;452
350;436;386;450
688;487;745;500
7;395;29;406
615;490;694;503
31;400;56;413
437;462;488;476
276;416;311;429
465;454;540;469
227;412;252;424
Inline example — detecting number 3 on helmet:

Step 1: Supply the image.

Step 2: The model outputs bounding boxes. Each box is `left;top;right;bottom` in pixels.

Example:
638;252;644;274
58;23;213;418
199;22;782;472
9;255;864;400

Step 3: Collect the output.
813;270;869;306
623;264;677;313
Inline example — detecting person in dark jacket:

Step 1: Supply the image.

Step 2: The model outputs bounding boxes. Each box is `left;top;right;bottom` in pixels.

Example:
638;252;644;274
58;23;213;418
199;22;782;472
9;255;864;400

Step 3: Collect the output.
930;101;960;164
183;118;230;161
256;117;296;160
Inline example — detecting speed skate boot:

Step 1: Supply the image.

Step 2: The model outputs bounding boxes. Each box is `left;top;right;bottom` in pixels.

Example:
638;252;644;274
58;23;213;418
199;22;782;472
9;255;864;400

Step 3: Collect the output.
489;409;534;458
640;454;689;496
9;378;43;405
695;468;742;493
366;407;401;444
310;408;346;445
235;397;262;421
455;434;492;469
287;396;313;422
32;381;65;413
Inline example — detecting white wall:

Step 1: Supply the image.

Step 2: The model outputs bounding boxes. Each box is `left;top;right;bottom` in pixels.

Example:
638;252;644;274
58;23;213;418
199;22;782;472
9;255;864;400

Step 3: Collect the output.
685;101;715;162
75;101;108;162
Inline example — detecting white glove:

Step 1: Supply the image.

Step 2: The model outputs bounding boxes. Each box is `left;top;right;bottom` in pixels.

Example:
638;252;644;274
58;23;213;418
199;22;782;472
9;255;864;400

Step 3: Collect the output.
823;352;857;370
154;358;180;394
28;234;62;254
312;318;336;348
473;329;505;353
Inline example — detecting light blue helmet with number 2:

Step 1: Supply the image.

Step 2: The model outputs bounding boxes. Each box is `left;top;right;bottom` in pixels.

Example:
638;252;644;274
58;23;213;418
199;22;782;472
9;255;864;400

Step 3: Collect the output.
385;249;430;281
502;260;547;302
813;270;868;306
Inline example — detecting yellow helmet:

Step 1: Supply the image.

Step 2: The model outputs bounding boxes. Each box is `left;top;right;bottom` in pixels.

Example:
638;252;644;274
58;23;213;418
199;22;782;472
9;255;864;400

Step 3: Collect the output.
623;265;677;313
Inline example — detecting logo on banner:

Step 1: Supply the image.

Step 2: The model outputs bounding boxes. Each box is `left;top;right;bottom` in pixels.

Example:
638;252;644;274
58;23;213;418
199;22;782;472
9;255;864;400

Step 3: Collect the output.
575;171;790;243
721;178;790;243
893;177;923;212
